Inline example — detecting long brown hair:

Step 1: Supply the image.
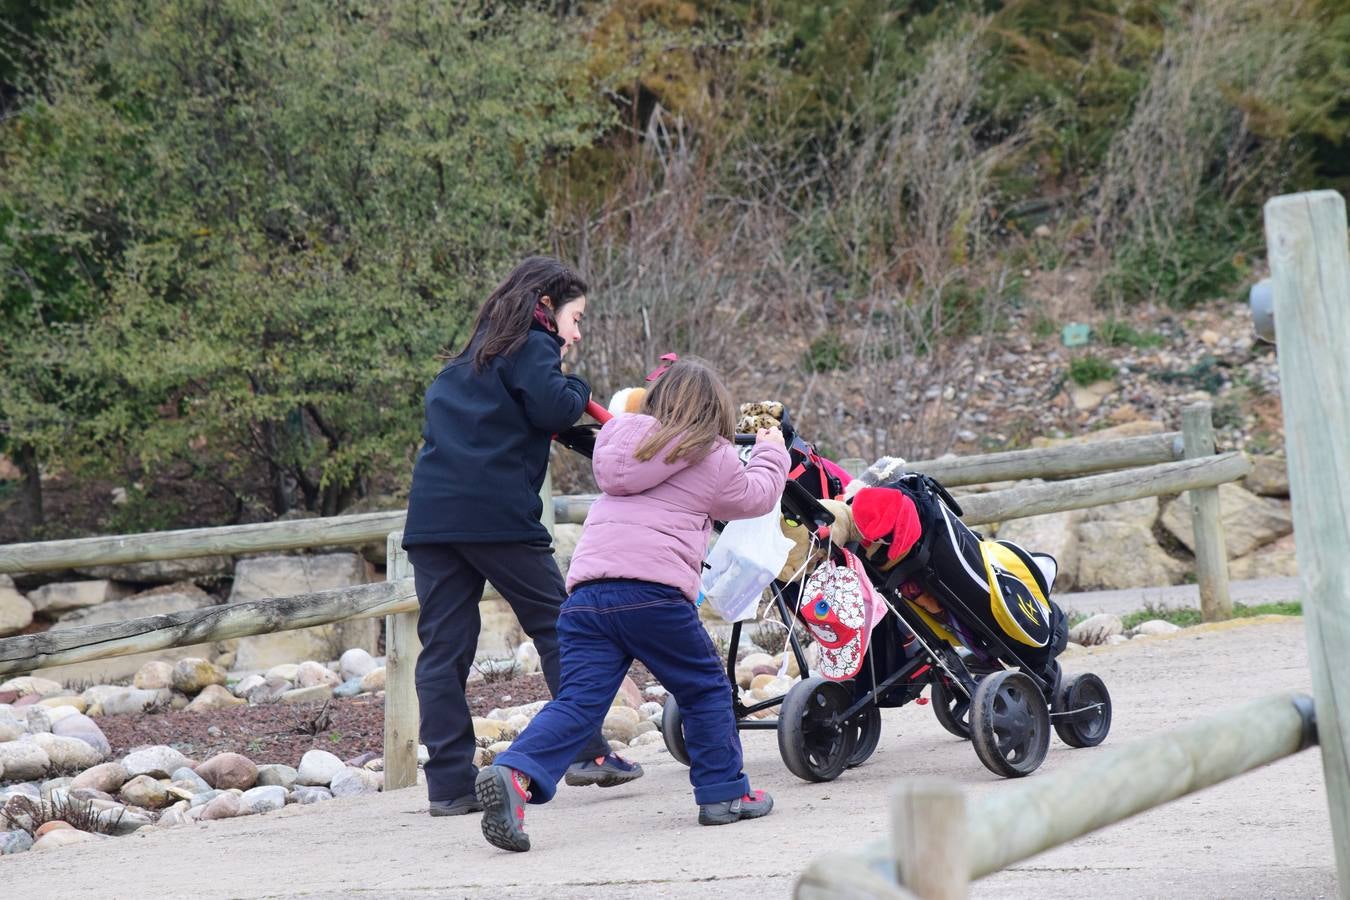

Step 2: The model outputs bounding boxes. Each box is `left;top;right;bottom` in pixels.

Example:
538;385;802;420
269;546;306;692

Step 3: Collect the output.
635;357;735;464
448;256;588;371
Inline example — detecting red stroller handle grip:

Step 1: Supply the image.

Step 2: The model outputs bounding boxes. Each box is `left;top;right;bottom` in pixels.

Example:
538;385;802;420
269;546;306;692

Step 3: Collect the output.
585;399;612;423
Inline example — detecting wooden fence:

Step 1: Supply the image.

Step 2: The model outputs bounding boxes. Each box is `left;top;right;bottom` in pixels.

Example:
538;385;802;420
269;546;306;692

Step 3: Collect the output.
0;402;1250;791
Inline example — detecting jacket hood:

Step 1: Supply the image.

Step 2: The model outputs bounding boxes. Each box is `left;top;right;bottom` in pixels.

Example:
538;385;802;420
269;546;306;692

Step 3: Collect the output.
592;414;709;496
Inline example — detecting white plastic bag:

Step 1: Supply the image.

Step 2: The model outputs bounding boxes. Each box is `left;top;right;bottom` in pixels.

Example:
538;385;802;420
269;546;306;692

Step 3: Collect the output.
700;510;793;623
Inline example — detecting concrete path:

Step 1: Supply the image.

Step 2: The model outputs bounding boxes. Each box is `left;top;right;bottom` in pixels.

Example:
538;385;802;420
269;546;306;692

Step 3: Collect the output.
1;614;1334;899
1056;576;1302;618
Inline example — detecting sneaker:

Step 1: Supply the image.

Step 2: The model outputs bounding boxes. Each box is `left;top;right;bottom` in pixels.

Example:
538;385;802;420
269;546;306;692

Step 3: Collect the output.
475;766;533;852
428;794;483;817
698;789;774;826
564;753;645;788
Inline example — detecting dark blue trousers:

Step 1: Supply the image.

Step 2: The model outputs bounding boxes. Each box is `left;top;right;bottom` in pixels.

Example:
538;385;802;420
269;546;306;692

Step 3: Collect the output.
405;541;609;803
498;580;749;806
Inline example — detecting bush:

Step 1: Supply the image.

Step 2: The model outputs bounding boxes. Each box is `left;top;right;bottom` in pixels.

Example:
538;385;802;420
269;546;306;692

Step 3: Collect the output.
1068;355;1115;386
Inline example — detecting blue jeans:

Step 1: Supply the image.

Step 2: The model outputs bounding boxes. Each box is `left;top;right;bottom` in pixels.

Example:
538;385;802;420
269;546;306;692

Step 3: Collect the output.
497;580;750;806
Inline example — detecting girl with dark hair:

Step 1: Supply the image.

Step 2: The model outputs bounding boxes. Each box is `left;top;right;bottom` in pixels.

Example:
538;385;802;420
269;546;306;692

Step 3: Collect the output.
403;255;641;817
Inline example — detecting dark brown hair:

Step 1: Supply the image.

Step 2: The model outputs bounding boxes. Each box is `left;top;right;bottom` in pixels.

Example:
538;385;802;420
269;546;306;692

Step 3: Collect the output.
635;357;735;464
450;256;588;371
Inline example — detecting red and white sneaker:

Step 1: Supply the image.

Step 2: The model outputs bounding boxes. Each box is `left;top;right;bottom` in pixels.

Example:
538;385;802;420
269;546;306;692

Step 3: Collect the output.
475;765;533;852
697;788;774;826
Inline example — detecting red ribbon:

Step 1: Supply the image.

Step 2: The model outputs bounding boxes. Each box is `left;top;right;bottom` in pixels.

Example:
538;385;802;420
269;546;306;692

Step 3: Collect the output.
645;352;679;382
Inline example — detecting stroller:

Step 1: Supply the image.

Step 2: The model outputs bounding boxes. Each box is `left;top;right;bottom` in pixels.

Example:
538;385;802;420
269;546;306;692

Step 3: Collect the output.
557;401;1113;782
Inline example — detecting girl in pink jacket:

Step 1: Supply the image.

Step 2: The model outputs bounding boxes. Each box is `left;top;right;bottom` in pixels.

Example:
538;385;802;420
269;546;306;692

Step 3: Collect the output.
476;357;789;852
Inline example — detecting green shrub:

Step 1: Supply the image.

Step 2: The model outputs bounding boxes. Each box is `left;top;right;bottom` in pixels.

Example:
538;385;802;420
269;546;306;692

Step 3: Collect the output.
805;331;852;372
1097;319;1165;348
1068;354;1115;386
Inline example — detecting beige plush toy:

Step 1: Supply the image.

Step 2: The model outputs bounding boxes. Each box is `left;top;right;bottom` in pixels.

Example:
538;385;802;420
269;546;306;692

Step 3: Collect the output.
775;498;858;582
607;387;646;416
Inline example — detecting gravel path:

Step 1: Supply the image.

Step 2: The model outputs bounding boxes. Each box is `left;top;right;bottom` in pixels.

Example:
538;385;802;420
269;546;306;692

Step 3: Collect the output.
2;616;1334;899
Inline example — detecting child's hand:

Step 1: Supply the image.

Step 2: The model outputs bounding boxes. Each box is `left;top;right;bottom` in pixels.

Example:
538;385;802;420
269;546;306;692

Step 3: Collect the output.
755;426;784;448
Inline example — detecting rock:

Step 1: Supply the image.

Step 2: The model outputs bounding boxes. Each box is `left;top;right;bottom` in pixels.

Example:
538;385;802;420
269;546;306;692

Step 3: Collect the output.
226;554;378;671
32;828;107;850
296;660;341;689
293;786;332;804
232;674;266;698
75;556;232;584
1229;533;1299;580
749;673;776;693
359;667;386;693
213;650;236;670
0;710;23;742
602;707;641;743
607;739;629;752
68;787;115;803
1244;455;1291;498
28;580;132;616
52;714;111;757
133;661;176;691
339;648;377;681
1161;484;1294;559
239;784;288;815
196;752;258;790
118;774;172;809
1080;495;1159;527
513;641;540;676
1068;613;1124;647
266;663;301;682
245;677;292;705
486;741;512;756
189;789;224;808
639;701;663;721
171;657;227;695
629;731;666;747
122;745;190;779
505;714;531;734
80;684;123;709
24;705;52;733
615;676;643;710
0;676;63;698
734;653;775;689
198;792;242;820
333;677;364;699
296;749;345;786
632;720;657;737
100;688;174;717
40;776;74;800
472;717;512;742
37;695;87;714
186;684;246;713
472;746;492;767
643;685;668;702
329;767;381;798
31;733;102;770
1130;619;1183;637
70;762;129;794
1;829;34;854
156;805;192;828
247;765;294;791
171;766;213;793
477;592;526;659
280;684;334;705
486;699;547;722
1106;634;1130;645
1069;381;1115;411
751;675;794;700
1076;520;1187;589
0;577;34;637
0;740;51;780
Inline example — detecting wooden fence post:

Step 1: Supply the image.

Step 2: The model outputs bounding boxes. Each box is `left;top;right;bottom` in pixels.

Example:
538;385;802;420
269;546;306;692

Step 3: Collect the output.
1182;403;1231;621
383;531;422;791
892;779;969;899
1264;188;1350;891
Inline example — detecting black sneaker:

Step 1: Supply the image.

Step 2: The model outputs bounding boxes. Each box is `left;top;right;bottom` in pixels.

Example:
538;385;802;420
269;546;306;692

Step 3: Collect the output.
428;794;483;817
475;766;533;852
564;753;645;788
698;789;774;826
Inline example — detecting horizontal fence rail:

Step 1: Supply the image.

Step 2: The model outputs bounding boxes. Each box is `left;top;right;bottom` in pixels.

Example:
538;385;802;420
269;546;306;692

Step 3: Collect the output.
795;691;1318;899
906;431;1185;487
0;579;416;676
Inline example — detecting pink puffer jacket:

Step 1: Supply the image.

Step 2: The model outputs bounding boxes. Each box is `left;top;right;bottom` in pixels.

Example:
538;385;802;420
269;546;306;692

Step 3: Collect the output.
565;414;790;602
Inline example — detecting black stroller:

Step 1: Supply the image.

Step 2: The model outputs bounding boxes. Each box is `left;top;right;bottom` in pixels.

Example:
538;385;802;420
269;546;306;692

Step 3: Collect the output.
558;402;1113;782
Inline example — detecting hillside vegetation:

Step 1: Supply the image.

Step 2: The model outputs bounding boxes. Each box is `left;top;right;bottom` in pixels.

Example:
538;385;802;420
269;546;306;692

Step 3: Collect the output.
1;0;1347;538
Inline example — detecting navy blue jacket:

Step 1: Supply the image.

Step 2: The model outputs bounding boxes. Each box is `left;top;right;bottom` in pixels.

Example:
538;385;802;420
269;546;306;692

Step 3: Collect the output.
403;324;589;545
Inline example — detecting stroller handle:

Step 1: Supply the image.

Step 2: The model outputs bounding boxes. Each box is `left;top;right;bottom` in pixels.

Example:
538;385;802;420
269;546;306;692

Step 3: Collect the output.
585;399;612;424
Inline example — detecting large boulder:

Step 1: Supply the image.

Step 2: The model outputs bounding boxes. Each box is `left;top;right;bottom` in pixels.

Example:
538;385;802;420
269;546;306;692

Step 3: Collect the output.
75;555;233;585
34;583;217;685
0;740;51;780
1080;496;1160;528
338;648;377;681
70;762;129;794
1161;484;1294;559
1229;533;1299;580
993;509;1083;593
195;752;258;790
31;733;103;771
27;579;133;617
1076;521;1187;589
0;575;34;637
96;688;172;717
122;745;190;779
226;554;379;671
296;749;345;786
1243;455;1290;498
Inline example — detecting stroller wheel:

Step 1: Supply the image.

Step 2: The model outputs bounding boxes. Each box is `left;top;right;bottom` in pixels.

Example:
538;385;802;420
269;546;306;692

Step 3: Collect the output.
844;705;883;768
1052;673;1112;748
970;670;1050;778
661;697;691;767
930;677;974;740
777;677;856;783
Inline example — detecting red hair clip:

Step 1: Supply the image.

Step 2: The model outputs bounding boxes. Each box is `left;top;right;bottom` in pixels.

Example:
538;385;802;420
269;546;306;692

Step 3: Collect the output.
645;352;679;382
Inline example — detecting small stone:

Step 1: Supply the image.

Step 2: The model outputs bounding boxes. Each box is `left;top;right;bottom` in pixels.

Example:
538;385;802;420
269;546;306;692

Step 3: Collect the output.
333;678;364;698
0;677;62;698
642;685;668;702
265;663;300;682
359;667;385;693
186;684;246;713
122;745;190;779
35;820;73;838
1106;634;1130;645
100;688;172;717
629;731;666;747
23;706;52;734
198;791;242;820
329;767;380;798
0;829;34;854
156;805;191;828
506;714;531;734
1130;619;1183;637
0;710;23;742
255;764;298;790
749;673;776;693
1067;613;1124;647
195;752;258;790
171;658;227;695
293;786;332;804
245;677;292;705
472;717;511;742
296;749;345;786
238;784;288;815
189;789;224;808
70;762;129;794
36;695;87;714
170;767;212;793
213;651;236;670
232;674;266;698
32;733;103;770
40;776;74;800
513;641;540;676
639;702;663;721
486;741;512;756
607;739;629;752
32;828;106;850
472;746;492;767
339;648;377;681
133;661;175;691
0;740;51;780
602;707;641;743
280;684;333;705
734;653;775;689
614;676;643;710
296;661;341;689
119;774;172;809
68;787;115;803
